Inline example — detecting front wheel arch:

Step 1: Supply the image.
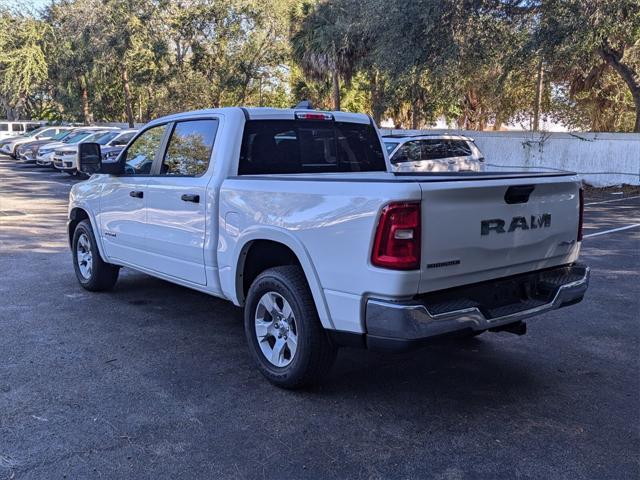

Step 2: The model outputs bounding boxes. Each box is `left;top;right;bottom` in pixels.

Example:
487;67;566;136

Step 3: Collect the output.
68;207;108;263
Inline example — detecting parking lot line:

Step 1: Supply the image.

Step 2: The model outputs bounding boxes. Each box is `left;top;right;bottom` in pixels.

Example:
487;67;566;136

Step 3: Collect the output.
585;195;640;206
583;223;640;238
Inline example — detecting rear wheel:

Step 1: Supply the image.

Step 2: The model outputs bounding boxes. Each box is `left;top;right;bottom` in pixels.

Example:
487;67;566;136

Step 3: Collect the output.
244;266;336;389
72;220;119;291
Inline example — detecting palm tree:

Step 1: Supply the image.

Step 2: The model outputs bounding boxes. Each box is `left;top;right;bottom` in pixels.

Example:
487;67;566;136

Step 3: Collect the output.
291;1;360;111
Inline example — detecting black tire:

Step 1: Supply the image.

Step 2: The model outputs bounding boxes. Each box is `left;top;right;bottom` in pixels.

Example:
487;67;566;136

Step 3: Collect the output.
244;266;337;389
72;219;119;291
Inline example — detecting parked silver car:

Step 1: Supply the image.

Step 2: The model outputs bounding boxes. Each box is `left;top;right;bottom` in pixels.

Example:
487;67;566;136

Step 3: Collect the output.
0;126;70;157
52;129;137;175
383;134;485;172
35;127;118;167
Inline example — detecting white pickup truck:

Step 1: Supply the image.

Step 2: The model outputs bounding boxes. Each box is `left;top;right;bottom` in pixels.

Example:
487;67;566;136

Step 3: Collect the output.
68;107;589;388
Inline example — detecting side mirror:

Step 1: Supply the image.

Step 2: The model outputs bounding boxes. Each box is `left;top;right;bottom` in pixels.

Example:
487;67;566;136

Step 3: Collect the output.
78;142;102;175
78;142;123;175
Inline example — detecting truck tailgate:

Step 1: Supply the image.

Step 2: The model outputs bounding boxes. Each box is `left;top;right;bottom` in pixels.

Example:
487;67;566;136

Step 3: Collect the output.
418;176;581;293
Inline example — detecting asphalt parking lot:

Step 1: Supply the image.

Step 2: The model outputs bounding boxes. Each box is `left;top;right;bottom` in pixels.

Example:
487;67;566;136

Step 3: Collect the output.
0;157;638;480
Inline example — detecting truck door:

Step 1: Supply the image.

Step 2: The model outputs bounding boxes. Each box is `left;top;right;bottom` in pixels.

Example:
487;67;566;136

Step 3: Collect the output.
144;118;219;286
97;124;166;268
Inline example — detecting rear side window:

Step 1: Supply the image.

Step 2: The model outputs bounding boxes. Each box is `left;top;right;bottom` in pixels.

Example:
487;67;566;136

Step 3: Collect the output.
392;139;474;163
11;124;24;132
160;119;218;176
0;124;7;131
420;139;472;160
239;120;385;175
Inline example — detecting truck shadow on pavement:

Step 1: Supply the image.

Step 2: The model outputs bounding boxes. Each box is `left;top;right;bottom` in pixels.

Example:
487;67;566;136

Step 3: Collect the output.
112;268;545;408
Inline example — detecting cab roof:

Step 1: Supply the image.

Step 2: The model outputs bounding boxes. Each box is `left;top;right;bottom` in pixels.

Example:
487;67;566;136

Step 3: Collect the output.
382;133;475;142
148;107;372;127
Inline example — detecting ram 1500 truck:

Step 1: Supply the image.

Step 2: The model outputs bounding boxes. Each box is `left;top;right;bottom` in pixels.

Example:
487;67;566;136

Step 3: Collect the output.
68;107;589;388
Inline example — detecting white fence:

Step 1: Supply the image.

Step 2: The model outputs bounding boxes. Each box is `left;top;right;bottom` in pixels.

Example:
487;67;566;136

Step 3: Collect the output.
380;129;640;187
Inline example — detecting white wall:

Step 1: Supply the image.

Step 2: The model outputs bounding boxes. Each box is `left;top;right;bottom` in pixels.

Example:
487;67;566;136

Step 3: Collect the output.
380;129;640;187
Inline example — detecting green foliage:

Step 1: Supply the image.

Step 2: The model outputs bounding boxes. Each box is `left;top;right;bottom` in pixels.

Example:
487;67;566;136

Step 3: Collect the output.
0;11;49;119
0;0;637;132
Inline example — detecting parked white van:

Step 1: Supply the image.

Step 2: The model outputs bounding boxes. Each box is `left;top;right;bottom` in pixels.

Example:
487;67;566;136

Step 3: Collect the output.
0;121;45;141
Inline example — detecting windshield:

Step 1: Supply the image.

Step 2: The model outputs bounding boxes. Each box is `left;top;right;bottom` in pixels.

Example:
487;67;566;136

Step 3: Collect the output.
383;141;400;155
63;132;92;144
94;131;119;145
25;126;48;137
51;130;72;141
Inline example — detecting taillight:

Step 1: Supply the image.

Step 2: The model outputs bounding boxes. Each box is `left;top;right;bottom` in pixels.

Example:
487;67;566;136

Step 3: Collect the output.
577;188;584;241
371;202;421;270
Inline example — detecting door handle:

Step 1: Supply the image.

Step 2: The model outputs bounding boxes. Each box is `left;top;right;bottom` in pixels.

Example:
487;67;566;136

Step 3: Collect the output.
129;190;144;198
181;194;200;203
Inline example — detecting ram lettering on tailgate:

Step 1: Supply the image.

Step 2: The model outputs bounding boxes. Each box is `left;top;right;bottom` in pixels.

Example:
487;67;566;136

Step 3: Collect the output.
481;214;551;236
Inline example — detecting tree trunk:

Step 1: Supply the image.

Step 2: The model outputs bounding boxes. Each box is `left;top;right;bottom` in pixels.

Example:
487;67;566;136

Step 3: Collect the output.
533;57;544;131
599;44;640;133
122;67;135;128
332;71;340;111
493;111;503;131
1;96;15;120
78;75;92;125
145;86;153;122
369;71;385;126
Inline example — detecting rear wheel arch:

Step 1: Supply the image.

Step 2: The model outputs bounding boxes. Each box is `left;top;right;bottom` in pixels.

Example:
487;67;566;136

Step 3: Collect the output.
235;238;334;330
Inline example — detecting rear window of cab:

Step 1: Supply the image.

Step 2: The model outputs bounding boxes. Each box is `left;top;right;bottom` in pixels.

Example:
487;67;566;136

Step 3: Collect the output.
239;120;386;175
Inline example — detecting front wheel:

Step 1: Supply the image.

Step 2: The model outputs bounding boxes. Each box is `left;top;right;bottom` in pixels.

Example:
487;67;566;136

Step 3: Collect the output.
72;220;120;291
244;266;337;389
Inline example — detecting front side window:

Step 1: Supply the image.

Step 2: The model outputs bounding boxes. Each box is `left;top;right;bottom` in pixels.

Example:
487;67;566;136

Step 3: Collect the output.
160;120;218;176
122;125;165;175
239;120;385;175
26;123;40;132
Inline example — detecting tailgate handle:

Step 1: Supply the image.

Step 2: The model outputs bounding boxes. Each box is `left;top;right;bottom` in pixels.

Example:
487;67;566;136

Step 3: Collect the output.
505;185;535;204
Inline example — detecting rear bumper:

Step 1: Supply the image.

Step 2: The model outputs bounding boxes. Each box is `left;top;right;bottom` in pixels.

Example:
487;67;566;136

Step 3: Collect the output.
365;263;589;351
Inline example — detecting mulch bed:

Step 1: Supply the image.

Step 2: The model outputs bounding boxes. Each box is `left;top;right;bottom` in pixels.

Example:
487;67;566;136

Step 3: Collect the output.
582;184;640;202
